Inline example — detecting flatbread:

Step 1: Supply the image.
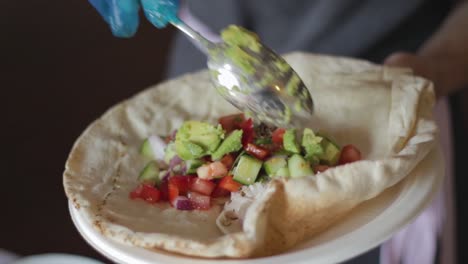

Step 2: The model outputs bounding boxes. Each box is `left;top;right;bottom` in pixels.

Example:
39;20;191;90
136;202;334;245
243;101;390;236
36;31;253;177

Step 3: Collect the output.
63;53;436;258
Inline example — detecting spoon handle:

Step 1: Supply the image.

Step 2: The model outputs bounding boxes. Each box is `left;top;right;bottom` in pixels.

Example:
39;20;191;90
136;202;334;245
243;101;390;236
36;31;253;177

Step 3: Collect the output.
171;21;216;55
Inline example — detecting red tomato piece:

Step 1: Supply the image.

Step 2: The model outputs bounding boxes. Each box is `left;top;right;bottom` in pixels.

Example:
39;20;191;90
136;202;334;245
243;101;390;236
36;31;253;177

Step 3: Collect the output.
169;175;192;195
168;182;179;204
218;113;245;133
218;175;242;192
159;179;169;201
129;184;144;200
313;165;330;173
130;184;161;204
187;191;211;210
220;154;235;169
141;184;161;203
338;144;362;165
271;128;286;145
190;178;217;196
244;143;270;160
211;187;231;198
240;118;255;146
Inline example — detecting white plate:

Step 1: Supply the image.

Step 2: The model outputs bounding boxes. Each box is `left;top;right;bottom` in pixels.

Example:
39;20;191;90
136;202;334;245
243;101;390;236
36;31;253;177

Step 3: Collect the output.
12;253;103;264
69;145;443;264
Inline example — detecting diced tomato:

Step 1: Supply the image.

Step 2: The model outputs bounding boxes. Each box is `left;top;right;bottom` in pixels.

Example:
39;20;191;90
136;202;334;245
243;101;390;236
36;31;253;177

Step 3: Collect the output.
244;143;270;160
187;191;211;210
168;182;179;203
196;161;228;180
211;187;230;198
141;184;161;203
240;118;255;146
190;178;217;196
313;165;330;173
272;128;286;145
218;113;245;133
129;184;144;200
338;144;362;165
159;179;169;201
220;154;235;169
168;175;192;195
218;175;242;192
130;184;161;204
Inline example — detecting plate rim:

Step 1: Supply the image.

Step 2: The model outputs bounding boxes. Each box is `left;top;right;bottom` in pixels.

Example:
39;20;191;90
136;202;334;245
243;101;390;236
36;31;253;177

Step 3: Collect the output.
69;144;444;264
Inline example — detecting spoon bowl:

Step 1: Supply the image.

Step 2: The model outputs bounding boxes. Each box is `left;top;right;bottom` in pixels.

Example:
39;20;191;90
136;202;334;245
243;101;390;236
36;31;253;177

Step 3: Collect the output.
172;21;313;127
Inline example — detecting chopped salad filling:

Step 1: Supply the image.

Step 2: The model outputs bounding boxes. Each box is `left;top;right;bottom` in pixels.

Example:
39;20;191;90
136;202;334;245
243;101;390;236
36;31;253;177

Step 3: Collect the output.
130;113;362;210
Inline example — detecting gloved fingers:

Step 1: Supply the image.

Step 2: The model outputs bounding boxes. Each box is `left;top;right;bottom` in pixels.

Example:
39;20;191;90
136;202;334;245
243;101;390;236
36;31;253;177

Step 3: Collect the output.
141;0;180;29
89;0;140;38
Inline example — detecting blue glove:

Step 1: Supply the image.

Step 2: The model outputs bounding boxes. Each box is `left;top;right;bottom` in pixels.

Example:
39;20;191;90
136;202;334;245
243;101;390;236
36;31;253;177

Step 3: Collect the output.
89;0;180;38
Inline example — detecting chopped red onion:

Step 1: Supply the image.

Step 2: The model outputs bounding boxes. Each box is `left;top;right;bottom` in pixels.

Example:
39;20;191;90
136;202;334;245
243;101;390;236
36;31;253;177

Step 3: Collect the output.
172;196;193;210
169;156;183;169
148;135;166;161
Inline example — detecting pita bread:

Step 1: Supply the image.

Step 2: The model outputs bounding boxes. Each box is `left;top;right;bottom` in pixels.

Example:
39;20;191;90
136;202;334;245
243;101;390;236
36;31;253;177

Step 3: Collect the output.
63;52;436;258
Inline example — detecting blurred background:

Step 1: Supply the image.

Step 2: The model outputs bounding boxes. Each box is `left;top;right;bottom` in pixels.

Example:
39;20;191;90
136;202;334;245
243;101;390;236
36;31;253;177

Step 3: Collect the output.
1;1;467;263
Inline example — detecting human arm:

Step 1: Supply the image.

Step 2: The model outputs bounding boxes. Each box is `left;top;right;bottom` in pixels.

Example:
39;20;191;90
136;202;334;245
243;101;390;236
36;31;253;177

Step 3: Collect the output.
384;1;468;97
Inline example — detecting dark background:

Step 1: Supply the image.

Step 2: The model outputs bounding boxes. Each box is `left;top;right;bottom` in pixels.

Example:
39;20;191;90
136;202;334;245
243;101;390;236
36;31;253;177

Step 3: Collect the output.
1;1;467;263
1;1;173;262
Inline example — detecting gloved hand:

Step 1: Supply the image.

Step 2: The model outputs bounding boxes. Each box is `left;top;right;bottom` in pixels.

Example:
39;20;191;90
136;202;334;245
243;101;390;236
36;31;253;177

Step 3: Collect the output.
89;0;180;38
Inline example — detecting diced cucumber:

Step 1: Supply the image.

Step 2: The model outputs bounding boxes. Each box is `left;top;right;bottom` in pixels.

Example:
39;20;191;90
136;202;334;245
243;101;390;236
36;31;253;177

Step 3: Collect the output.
264;156;288;177
283;129;300;153
139;139;153;159
138;161;160;185
185;159;204;174
232;155;263;185
274;167;290;177
288;154;313;178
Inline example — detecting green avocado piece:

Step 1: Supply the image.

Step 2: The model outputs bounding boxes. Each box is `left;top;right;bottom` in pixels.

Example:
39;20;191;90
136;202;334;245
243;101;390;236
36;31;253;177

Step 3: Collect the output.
264;156;288;177
232;155;263;185
211;129;243;160
319;138;341;166
185;159;204;174
301;128;324;165
139;138;153;159
138;161;160;185
221;25;261;52
288;154;314;178
175;121;224;160
283;129;300;154
175;140;205;160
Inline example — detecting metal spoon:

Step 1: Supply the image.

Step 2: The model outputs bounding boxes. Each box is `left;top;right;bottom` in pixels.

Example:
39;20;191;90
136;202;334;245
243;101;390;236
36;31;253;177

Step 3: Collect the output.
171;21;314;128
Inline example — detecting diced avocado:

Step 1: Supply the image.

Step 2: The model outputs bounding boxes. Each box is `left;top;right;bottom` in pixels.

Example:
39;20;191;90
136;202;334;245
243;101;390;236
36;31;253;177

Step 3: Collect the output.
264;156;288;177
211;129;243;160
175;121;224;160
185;159;204;174
319;138;341;166
175;140;205;160
164;142;177;164
138;161;160;185
139;138;153;159
301;128;324;164
283;129;300;153
288;154;314;178
232;155;263;185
